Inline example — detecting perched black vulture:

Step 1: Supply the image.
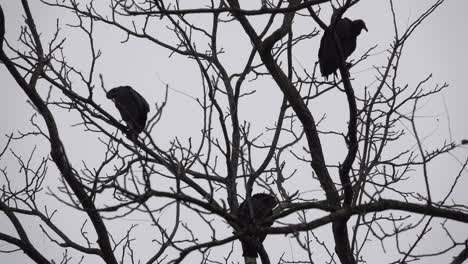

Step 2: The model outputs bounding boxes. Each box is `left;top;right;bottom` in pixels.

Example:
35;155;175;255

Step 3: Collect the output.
237;193;278;260
0;5;5;49
106;86;149;138
318;18;368;77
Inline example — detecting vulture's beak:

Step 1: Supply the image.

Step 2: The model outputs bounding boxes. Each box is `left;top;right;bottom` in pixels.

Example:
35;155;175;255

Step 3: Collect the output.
364;25;368;32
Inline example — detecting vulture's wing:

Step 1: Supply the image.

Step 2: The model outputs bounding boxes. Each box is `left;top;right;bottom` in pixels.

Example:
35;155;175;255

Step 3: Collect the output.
125;88;149;133
238;196;261;258
335;18;357;58
318;29;339;76
130;89;150;114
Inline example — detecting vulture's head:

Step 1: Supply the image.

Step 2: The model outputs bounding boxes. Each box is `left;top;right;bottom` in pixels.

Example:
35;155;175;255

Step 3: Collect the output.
106;86;132;100
352;19;368;36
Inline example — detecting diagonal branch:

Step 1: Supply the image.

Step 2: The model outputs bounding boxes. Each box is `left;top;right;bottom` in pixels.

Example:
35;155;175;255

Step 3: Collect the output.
0;201;51;264
0;2;118;262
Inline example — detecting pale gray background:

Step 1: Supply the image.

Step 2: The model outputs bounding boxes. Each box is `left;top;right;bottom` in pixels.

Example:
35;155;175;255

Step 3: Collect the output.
0;0;467;263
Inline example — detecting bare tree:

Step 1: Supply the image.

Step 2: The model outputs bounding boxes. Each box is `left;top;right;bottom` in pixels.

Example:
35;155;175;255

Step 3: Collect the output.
1;0;467;264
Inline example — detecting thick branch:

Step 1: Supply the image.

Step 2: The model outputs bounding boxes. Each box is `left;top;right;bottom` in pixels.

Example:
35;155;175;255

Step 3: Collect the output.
229;0;339;205
0;49;118;264
451;245;468;264
0;202;51;264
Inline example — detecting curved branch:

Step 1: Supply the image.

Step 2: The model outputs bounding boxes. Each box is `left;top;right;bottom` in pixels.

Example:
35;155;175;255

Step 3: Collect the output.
0;202;51;264
0;11;118;261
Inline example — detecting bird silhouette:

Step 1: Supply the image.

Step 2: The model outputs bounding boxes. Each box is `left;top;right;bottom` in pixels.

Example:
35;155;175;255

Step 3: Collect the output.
107;86;149;139
237;193;277;260
318;18;368;77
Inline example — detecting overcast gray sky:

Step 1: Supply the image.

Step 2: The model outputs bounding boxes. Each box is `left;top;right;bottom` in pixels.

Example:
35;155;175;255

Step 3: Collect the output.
1;0;467;263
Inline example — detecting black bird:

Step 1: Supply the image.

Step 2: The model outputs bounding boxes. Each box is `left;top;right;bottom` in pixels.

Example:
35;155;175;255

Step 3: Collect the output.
0;5;5;49
237;193;278;260
107;86;149;138
318;18;368;77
